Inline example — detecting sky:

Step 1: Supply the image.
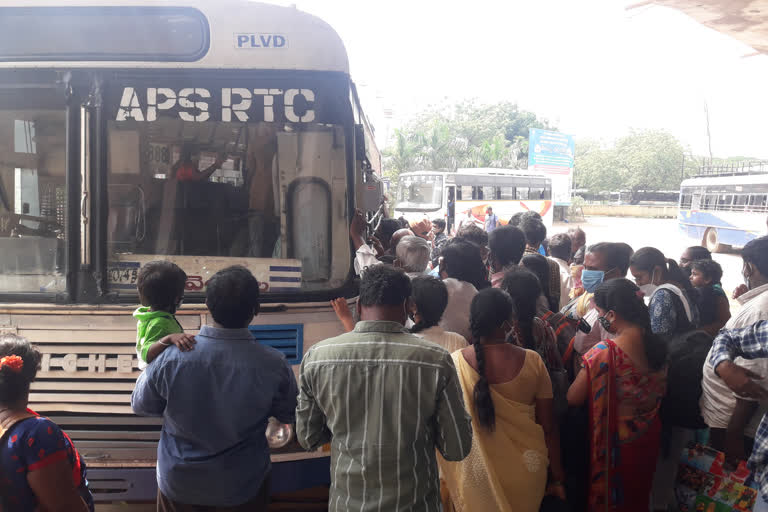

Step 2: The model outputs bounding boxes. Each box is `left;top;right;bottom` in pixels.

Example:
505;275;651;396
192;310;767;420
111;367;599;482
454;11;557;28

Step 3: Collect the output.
270;0;768;159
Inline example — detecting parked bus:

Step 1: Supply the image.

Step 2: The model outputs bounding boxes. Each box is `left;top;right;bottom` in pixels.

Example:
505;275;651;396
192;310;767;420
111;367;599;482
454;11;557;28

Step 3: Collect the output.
678;163;768;252
0;1;381;502
394;169;553;233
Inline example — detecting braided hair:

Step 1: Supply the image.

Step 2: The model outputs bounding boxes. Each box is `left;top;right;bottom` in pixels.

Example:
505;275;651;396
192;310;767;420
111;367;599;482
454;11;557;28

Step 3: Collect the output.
409;276;449;334
469;288;516;431
594;279;667;371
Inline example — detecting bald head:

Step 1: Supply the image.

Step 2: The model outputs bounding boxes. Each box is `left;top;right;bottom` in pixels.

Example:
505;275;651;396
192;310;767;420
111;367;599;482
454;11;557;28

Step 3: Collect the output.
390;229;415;253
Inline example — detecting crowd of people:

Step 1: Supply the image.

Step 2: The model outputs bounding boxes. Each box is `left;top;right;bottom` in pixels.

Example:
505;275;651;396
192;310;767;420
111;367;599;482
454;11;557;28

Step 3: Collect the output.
1;206;768;512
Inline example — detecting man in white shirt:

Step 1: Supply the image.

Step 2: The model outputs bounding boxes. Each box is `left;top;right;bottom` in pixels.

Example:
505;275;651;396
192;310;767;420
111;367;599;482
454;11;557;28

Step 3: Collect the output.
548;233;574;310
701;236;768;461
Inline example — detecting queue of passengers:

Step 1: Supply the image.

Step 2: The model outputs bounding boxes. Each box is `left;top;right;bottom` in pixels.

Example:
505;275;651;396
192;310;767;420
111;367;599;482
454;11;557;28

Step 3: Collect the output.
2;209;768;512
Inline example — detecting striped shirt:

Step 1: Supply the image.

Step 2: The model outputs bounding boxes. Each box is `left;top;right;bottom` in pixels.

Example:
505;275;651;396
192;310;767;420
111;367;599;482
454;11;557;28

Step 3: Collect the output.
296;321;472;512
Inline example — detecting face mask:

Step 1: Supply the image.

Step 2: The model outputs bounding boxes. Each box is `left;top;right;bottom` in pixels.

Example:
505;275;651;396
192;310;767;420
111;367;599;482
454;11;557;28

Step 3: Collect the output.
639;269;659;297
597;315;613;333
581;269;605;293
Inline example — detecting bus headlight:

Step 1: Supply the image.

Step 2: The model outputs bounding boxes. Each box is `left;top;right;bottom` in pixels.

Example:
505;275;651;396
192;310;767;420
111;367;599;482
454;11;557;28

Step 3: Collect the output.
266;417;294;449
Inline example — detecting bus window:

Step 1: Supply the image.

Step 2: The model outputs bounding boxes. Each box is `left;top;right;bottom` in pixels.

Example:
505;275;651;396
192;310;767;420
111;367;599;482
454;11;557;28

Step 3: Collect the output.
530;187;545;200
680;193;693;210
499;186;516;200
733;194;749;211
516;187;530;200
482;186;495;200
472;186;482;200
702;194;716;210
396;174;442;209
458;185;472;201
0;88;66;294
749;194;768;213
717;194;734;211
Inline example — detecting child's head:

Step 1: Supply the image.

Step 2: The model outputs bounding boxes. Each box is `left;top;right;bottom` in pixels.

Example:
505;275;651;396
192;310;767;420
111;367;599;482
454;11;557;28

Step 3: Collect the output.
689;259;723;288
409;276;448;333
205;266;260;328
137;261;187;313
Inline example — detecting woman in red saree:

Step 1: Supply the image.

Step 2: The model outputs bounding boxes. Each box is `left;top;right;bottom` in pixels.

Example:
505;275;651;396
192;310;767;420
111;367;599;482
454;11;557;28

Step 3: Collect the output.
567;279;667;512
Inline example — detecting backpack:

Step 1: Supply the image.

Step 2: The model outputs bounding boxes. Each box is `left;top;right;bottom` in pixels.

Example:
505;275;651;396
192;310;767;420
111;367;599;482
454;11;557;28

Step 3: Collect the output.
659;329;713;429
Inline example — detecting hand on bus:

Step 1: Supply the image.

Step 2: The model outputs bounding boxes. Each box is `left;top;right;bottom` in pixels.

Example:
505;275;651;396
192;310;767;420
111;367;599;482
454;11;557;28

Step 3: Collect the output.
349;209;367;250
166;333;196;352
370;236;385;257
331;298;355;333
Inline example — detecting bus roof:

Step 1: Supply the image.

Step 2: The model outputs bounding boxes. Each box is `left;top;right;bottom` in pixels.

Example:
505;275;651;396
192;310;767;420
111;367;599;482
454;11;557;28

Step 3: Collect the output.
399;168;544;178
681;174;768;187
0;0;349;73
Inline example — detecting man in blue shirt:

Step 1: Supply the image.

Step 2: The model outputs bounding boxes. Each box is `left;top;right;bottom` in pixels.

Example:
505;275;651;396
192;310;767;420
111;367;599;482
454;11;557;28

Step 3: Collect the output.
710;320;768;512
132;266;298;510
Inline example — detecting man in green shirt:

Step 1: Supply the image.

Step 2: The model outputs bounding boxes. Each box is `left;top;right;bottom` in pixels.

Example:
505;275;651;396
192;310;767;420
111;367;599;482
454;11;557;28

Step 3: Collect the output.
296;265;472;511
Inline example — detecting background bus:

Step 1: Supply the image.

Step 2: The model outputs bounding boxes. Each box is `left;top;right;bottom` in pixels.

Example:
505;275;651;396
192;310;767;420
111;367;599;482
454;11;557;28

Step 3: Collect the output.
394;169;553;233
678;162;768;252
0;0;380;503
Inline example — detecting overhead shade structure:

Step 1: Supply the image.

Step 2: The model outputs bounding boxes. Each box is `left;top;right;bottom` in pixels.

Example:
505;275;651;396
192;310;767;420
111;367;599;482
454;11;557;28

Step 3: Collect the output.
628;0;768;55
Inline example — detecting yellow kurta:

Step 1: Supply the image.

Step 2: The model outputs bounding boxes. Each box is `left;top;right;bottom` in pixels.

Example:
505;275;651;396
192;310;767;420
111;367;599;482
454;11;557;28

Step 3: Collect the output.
439;350;551;512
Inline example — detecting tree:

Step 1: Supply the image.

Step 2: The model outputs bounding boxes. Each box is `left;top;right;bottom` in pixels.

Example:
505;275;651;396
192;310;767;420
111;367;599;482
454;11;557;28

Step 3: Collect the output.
383;128;422;180
614;129;686;203
382;100;554;179
573;130;690;203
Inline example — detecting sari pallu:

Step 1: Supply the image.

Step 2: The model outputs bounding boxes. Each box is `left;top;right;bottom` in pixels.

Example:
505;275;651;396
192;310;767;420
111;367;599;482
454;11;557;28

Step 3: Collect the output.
439;352;549;512
584;340;664;512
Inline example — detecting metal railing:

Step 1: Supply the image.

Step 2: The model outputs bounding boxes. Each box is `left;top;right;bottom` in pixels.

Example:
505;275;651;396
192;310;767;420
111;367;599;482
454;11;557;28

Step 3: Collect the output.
696;161;768;177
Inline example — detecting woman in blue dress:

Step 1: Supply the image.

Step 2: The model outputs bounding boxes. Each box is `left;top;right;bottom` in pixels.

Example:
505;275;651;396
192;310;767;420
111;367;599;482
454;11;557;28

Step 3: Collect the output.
0;334;94;511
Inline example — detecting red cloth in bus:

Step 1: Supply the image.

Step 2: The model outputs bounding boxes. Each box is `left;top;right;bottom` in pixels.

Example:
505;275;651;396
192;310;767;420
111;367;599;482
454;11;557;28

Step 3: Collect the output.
176;164;205;182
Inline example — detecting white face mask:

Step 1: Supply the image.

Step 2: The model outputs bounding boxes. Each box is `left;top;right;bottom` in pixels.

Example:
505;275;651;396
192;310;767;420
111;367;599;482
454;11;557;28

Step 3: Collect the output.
639;269;659;297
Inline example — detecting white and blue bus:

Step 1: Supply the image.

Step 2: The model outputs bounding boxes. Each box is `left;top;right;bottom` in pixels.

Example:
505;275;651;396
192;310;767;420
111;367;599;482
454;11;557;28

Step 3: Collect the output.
678;163;768;252
0;0;381;503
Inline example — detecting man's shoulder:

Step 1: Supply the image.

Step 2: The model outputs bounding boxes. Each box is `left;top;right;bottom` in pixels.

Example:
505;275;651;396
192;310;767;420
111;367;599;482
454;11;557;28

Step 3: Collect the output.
306;329;451;361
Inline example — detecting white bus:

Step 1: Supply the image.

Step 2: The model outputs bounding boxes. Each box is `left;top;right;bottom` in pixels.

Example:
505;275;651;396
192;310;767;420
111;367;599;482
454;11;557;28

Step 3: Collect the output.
394;169;553;232
0;1;381;502
678;163;768;252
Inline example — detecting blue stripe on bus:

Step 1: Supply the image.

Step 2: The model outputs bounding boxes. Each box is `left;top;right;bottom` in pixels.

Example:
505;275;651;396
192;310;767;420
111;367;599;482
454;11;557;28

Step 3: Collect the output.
269;266;302;273
110;262;141;268
269;276;302;283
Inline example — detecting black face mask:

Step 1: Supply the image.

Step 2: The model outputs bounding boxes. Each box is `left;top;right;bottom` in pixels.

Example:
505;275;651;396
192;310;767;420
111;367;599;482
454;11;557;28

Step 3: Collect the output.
598;316;613;332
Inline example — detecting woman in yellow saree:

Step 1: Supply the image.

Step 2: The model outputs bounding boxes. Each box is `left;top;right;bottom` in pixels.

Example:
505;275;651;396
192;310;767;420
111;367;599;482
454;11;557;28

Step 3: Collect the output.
439;288;565;512
567;279;667;512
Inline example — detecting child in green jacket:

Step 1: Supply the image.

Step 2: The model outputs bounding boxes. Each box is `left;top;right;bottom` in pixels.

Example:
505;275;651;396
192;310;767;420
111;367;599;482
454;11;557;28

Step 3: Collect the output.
134;261;195;369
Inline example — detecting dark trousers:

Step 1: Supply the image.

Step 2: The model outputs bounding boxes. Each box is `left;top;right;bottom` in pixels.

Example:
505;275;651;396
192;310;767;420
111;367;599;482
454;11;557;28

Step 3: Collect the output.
157;473;271;512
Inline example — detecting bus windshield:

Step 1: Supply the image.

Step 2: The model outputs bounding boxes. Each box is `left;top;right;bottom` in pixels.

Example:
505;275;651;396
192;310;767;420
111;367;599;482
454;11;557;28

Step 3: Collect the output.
104;78;351;296
396;174;443;210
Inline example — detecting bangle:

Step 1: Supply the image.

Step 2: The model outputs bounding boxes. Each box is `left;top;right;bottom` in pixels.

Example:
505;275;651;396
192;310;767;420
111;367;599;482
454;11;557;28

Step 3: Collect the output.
158;340;172;347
